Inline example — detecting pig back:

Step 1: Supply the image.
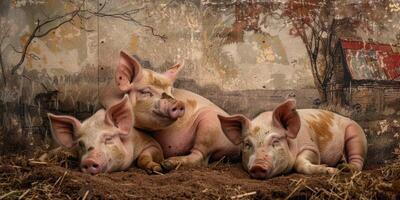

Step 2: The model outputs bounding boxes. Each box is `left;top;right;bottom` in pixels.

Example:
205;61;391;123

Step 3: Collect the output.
172;88;227;115
297;109;354;166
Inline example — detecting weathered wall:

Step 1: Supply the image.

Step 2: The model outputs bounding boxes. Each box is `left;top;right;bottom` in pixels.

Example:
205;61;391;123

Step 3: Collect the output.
0;0;399;165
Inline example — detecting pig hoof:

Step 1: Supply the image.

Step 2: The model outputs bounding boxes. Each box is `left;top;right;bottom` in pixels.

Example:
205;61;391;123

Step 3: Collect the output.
152;165;163;173
161;160;176;172
326;167;339;174
145;164;163;174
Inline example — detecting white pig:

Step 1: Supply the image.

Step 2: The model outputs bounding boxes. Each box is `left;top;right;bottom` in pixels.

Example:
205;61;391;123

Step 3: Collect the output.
218;99;367;179
48;95;163;174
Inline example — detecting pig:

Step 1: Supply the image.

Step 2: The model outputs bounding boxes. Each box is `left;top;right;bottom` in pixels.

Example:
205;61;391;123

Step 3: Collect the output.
218;99;367;179
100;51;239;170
48;95;163;174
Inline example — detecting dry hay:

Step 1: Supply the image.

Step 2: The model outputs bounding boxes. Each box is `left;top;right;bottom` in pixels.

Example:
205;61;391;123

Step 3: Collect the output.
280;160;400;200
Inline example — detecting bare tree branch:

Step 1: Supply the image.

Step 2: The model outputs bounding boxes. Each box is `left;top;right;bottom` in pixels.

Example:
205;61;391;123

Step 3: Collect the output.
82;4;167;41
10;0;167;75
11;8;81;74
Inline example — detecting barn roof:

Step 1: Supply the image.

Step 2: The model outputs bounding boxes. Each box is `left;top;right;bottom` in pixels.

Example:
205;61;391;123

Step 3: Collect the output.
340;39;400;81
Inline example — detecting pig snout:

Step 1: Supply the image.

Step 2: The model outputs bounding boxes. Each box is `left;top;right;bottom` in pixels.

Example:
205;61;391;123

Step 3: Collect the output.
168;101;185;119
80;158;104;175
249;164;270;179
249;156;272;179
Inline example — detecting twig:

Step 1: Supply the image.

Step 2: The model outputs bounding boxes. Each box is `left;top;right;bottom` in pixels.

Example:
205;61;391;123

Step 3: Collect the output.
320;187;344;200
28;160;48;165
284;179;304;200
81;190;89;200
175;162;182;170
0;190;18;200
18;189;30;200
230;191;257;199
153;171;164;176
52;171;68;190
304;185;316;193
59;171;68;186
212;156;225;167
52;176;63;190
125;193;141;198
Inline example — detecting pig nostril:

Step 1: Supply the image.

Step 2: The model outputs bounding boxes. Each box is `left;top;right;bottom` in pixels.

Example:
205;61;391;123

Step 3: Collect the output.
250;166;269;179
83;165;88;169
172;108;177;112
93;164;99;168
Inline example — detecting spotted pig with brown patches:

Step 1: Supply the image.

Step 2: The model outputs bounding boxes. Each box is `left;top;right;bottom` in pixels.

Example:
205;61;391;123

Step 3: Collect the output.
218;99;367;179
48;95;163;175
100;51;239;171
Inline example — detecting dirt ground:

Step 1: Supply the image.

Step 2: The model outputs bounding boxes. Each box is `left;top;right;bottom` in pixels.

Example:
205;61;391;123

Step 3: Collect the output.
1;151;400;200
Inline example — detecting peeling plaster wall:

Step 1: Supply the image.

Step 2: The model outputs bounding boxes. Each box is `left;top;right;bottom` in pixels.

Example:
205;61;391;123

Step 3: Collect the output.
97;0;318;117
97;1;315;91
1;0;317;111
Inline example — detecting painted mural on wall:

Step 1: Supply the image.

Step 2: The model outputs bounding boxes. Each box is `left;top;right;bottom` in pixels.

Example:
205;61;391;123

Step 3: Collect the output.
0;0;399;163
346;50;387;80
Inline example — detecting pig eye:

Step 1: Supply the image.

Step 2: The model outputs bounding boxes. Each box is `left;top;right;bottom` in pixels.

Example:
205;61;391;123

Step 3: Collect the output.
272;139;280;148
243;140;253;150
78;141;86;150
139;88;153;97
105;136;114;144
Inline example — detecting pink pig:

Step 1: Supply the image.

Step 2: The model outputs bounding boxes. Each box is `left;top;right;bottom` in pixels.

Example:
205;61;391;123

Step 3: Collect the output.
218;99;367;179
48;95;163;174
100;52;239;170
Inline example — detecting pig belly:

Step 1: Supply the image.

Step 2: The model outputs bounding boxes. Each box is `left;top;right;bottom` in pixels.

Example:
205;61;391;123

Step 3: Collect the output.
319;140;344;167
316;123;346;167
154;127;196;158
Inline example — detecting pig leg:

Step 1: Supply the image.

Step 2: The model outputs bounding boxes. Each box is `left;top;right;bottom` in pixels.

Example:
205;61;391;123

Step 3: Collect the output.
161;112;220;171
294;150;339;175
161;149;207;171
137;146;164;173
342;123;367;171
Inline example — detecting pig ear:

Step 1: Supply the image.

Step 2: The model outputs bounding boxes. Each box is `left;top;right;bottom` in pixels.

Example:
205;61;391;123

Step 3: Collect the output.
272;99;301;139
105;95;133;135
163;62;184;82
48;113;81;148
115;51;143;92
218;114;250;145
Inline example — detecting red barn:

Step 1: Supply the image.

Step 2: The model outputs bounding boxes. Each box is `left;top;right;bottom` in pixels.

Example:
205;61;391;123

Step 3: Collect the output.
328;39;400;119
